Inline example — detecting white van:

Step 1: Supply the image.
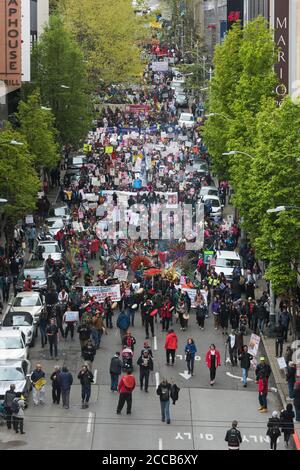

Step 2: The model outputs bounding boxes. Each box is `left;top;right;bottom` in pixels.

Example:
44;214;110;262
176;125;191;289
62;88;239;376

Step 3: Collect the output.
214;251;243;280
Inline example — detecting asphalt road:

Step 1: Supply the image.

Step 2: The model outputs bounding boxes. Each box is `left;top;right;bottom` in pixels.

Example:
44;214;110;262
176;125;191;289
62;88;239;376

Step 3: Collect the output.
0;296;289;450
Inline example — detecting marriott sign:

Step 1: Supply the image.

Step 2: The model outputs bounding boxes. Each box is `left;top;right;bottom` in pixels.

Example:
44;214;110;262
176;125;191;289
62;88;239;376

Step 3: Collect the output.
274;0;289;105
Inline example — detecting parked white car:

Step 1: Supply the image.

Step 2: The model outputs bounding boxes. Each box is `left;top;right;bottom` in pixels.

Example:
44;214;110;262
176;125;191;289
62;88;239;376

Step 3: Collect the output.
37;240;62;263
8;292;45;324
200;186;219;199
214;250;243;280
0;360;32;404
178;112;195;128
1;311;37;347
0;329;29;360
45;217;65;237
202;194;223;218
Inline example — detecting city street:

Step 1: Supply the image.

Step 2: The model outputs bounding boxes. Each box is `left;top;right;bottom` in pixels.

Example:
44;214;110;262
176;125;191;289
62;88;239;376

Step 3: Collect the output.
0;301;286;450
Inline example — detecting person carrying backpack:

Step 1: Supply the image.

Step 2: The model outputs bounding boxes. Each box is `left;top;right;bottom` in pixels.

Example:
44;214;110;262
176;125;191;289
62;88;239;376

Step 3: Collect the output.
3;384;16;429
116;370;136;415
156;379;172;424
170;382;180;405
280;403;295;448
225;420;242;450
12;397;25;434
266;411;281;450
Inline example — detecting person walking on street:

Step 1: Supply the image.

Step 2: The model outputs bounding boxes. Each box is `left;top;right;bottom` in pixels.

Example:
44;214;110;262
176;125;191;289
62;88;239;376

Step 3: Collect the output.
225;420;242;450
31;364;46;406
3;384;16;429
58;366;73;409
226;330;238;366
267;411;281;450
117;310;130;343
157;379;172;424
294;381;300;422
39;310;48;348
116;370;136;415
257;374;269;413
238;345;253;387
280;403;295;447
279;307;290;342
110;352;123;391
50;365;61;404
164;329;178;366
122;331;136;352
91;311;106;349
161;297;173;332
46;318;59;360
143;298;155;339
78;365;94;409
82;339;96;371
77;322;91;352
141;341;153;358
185;338;197;376
137;350;153;392
286;361;296;399
12;396;25;434
275;319;285;357
205;344;221;386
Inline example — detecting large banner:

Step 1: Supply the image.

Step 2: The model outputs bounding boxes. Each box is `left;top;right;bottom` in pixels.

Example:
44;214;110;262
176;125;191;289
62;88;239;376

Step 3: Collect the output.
0;0;22;90
82;285;121;302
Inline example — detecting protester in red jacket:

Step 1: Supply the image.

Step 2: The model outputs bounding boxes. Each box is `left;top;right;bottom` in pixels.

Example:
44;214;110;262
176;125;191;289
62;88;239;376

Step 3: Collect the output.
117;371;136;415
161;299;173;332
205;344;221;386
257;376;269;413
90;238;100;260
164;329;178;366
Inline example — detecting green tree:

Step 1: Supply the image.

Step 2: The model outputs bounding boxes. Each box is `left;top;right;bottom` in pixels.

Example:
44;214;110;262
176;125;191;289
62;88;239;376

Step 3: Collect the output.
246;97;300;294
203;17;277;179
0;127;40;222
31;15;92;147
17;90;60;172
59;0;145;86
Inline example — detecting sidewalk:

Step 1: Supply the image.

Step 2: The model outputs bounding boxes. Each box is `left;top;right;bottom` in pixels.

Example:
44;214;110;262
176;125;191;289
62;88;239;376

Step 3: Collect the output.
255;277;300;449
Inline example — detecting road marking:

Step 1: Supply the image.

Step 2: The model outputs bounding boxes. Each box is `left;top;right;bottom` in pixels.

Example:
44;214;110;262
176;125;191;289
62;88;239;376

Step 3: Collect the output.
158;438;163;450
87;412;93;433
153;336;157;350
93;369;97;384
155;372;160;388
226;372;253;382
179;370;191;380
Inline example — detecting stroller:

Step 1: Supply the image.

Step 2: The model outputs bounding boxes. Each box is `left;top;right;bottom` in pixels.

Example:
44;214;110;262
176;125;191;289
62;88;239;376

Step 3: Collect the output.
121;346;133;372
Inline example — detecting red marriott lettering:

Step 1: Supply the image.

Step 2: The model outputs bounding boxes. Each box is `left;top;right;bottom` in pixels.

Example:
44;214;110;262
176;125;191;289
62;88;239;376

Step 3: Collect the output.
274;0;289;106
0;0;22;87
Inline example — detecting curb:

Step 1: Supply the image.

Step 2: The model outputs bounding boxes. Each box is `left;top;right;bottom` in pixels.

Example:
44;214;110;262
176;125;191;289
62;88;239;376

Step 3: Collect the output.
261;335;300;450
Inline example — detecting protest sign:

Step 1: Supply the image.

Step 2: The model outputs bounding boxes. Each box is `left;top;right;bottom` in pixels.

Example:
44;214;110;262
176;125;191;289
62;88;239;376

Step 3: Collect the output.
114;269;128;281
64;311;79;322
248;334;261;357
277;357;287;369
26;215;34;225
82;285;121;302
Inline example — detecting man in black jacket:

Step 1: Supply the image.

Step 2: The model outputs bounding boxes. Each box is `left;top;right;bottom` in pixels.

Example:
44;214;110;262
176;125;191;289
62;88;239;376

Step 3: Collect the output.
275;319;285;357
109;352;123;391
82;340;96;370
156;379;172;424
137;351;153;392
77;322;91;351
46;318;59;359
78;365;94;408
225;420;242;450
238;345;253;387
3;384;16;429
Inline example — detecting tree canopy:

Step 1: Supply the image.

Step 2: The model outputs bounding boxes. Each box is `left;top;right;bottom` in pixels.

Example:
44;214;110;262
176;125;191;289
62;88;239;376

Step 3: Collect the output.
59;0;145;86
31;15;92;147
17;90;60;171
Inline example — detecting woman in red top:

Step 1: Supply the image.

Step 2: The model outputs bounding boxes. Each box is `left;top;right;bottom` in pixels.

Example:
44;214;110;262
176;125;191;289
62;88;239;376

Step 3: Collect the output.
161;298;174;332
164;329;178;366
90;238;100;260
205;344;221;386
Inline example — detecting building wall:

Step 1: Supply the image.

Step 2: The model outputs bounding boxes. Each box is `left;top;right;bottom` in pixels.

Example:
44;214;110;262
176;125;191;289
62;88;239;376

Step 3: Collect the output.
37;0;49;39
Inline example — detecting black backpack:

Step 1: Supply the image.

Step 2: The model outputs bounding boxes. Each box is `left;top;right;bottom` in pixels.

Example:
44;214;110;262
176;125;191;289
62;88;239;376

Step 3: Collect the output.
11;399;20;414
226;428;240;446
160;386;170;401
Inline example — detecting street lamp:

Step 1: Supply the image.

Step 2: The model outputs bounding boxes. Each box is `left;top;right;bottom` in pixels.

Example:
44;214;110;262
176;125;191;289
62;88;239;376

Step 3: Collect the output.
0;140;24;146
267;205;300;214
205;112;231;121
222;150;255;158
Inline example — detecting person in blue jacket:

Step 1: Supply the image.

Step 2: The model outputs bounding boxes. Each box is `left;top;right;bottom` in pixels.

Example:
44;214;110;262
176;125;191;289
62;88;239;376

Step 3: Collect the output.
116;311;130;343
185;338;197;376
